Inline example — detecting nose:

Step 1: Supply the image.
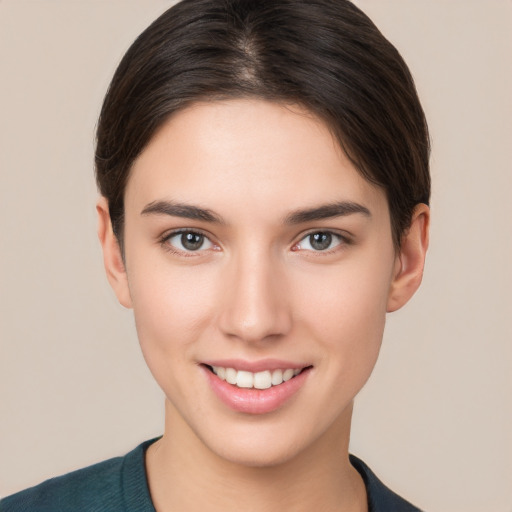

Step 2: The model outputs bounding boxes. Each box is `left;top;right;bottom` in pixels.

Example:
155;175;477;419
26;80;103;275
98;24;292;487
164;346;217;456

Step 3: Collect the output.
218;248;292;344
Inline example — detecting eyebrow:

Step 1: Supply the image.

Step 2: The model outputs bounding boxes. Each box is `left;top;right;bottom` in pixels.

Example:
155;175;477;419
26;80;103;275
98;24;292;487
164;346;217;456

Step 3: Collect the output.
283;201;371;224
141;200;224;223
141;199;371;225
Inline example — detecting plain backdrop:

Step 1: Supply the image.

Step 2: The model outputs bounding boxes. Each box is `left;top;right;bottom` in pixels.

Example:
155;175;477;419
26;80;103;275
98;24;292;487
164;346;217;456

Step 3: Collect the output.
1;1;511;511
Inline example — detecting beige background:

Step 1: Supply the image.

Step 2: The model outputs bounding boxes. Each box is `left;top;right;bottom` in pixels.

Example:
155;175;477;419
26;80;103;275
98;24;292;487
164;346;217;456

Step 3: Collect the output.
1;1;511;511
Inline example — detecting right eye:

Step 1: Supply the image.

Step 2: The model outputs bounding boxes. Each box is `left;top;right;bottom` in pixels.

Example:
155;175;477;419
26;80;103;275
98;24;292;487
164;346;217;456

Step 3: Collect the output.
164;230;214;253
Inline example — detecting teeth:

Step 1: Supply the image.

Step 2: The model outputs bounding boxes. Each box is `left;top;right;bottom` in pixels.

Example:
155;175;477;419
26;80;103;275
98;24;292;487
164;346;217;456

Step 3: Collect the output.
271;369;283;385
253;370;272;390
225;367;237;385
282;369;294;381
211;366;303;389
236;370;253;388
216;367;226;380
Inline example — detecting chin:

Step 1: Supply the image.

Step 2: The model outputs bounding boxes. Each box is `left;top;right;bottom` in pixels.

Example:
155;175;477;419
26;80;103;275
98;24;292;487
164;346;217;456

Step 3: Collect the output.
194;413;340;470
211;436;308;469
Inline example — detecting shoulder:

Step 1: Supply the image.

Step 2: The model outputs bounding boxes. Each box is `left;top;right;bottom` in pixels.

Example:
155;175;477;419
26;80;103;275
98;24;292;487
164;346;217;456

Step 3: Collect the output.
1;440;156;512
1;456;125;512
350;455;424;512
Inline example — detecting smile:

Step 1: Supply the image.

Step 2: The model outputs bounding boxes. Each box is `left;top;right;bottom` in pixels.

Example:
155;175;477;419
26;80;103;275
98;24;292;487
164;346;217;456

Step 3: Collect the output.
210;366;302;389
203;362;312;414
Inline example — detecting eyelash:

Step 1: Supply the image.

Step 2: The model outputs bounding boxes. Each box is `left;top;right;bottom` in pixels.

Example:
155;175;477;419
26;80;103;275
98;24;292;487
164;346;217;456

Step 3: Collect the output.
159;229;217;257
291;230;351;254
159;229;352;256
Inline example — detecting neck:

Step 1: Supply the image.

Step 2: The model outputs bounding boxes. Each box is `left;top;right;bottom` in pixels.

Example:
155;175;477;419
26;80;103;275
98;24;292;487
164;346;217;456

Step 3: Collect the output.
146;400;367;512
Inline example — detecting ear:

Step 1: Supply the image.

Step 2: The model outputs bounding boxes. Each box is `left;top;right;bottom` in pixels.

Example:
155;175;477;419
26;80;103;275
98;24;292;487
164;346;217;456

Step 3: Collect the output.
96;197;133;309
387;203;430;312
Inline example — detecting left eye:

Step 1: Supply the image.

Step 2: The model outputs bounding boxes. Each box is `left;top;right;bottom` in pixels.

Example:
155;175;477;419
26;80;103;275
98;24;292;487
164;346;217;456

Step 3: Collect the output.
166;231;214;252
295;232;343;251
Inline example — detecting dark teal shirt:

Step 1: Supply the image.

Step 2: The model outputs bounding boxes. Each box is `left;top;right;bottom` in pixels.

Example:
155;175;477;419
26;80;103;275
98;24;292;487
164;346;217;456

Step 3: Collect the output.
1;440;422;511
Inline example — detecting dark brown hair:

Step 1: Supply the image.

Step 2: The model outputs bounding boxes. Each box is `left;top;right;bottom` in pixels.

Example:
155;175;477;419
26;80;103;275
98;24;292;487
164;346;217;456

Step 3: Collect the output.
95;0;430;248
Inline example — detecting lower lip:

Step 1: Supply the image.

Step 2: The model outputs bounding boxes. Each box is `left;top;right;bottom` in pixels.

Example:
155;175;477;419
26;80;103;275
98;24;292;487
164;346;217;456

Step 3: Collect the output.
203;366;311;414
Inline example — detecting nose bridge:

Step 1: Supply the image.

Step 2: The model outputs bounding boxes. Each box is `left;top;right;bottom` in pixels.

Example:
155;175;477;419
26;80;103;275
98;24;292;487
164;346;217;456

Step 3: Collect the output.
219;242;291;343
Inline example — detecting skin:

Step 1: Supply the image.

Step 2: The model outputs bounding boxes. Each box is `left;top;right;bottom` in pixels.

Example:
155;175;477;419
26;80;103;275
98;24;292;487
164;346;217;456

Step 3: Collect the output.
97;99;429;512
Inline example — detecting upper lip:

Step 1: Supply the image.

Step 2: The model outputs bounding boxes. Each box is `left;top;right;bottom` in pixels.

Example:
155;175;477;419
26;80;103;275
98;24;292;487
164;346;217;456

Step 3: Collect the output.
201;358;310;373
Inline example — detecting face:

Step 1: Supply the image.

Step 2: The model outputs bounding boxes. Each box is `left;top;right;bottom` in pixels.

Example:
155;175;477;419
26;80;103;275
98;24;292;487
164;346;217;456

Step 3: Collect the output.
105;99;410;467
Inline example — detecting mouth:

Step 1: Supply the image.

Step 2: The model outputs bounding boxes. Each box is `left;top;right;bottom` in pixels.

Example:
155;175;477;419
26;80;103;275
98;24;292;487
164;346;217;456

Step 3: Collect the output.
204;364;308;390
201;361;313;414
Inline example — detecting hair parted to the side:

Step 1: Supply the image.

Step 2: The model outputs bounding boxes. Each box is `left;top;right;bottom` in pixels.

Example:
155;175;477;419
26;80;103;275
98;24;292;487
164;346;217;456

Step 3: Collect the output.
95;0;430;250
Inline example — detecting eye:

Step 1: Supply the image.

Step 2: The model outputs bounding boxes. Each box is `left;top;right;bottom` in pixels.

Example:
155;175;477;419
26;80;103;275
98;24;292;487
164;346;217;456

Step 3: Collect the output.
164;230;214;252
294;231;345;252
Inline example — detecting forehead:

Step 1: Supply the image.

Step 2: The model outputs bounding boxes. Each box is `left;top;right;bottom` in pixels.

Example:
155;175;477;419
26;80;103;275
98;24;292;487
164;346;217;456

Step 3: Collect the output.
126;99;387;220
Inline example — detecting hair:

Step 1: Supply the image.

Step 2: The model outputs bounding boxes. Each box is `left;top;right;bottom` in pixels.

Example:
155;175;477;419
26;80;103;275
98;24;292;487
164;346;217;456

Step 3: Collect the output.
95;0;430;249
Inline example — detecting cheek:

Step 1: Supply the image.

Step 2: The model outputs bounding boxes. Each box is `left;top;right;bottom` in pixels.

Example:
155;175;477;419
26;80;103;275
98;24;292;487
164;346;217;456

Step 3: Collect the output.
127;260;217;381
292;255;393;373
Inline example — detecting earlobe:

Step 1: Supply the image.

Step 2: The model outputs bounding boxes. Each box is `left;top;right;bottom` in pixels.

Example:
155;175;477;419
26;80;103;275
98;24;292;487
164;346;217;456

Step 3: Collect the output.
96;197;133;309
387;203;430;312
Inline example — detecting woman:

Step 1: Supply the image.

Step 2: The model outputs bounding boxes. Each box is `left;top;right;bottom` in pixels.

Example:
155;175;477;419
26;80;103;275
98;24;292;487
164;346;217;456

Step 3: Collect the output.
1;0;429;510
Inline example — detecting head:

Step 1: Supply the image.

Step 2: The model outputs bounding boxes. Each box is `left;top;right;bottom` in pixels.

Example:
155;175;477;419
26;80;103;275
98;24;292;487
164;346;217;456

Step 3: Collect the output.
95;0;430;467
